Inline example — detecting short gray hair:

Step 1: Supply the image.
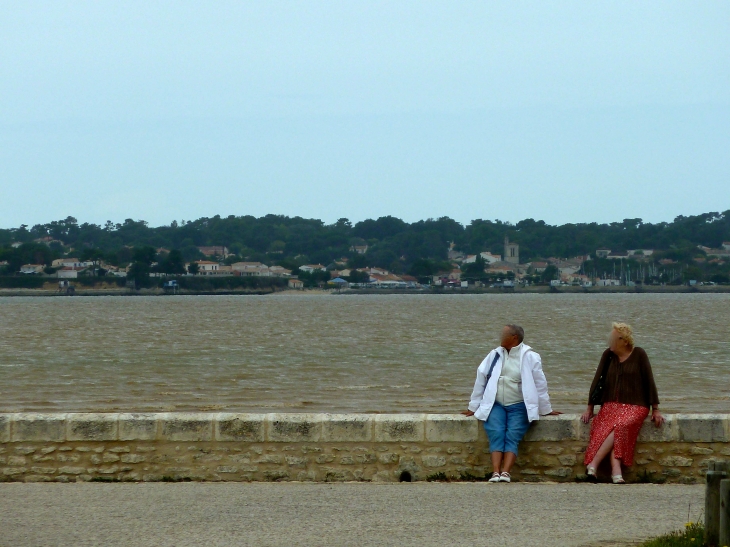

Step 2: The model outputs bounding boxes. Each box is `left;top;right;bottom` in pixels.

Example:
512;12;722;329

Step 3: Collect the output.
505;324;525;343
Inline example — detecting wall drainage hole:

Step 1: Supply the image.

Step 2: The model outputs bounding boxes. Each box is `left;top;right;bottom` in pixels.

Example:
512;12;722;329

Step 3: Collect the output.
399;471;412;482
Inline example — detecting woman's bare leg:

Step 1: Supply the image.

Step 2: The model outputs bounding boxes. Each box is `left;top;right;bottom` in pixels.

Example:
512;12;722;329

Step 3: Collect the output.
502;452;517;473
491;451;503;473
609;449;622;476
589;430;615;469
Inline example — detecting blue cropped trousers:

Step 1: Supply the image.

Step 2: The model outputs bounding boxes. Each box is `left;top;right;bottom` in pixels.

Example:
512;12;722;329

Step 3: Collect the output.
483;401;531;455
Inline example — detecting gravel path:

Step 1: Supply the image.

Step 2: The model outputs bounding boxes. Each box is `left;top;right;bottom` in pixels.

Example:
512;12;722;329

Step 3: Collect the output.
0;483;703;547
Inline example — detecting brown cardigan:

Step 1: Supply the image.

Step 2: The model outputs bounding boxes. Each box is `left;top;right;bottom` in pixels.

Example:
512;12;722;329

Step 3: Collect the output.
588;347;660;408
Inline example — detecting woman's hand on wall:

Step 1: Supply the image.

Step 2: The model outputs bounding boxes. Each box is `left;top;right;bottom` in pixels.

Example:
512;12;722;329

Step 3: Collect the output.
651;409;665;427
461;410;475;417
580;406;594;424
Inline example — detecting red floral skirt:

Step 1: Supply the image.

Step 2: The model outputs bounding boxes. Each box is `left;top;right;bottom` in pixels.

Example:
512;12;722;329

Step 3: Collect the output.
584;402;649;467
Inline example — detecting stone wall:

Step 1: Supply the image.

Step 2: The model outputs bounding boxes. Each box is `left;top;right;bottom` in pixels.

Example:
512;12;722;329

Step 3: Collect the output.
0;413;728;484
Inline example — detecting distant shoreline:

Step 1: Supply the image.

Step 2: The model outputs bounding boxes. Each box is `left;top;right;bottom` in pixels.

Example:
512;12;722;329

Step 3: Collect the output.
1;285;729;297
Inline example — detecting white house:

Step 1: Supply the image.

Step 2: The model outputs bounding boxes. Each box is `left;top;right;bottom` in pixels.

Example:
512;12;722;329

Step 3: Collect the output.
528;261;548;273
288;277;304;289
268;265;292;278
20;264;45;274
627;249;654;257
232;262;270;277
52;258;92;269
596;279;621;286
57;268;78;279
194;261;222;275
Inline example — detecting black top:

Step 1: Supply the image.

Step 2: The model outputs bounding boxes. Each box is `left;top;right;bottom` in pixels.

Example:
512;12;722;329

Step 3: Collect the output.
588;347;660;408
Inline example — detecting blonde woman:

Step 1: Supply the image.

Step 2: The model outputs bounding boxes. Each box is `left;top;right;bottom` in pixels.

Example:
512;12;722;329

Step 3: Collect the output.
581;323;664;483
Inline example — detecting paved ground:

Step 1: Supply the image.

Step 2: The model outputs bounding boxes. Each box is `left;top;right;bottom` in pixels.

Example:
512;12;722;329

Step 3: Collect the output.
0;483;703;547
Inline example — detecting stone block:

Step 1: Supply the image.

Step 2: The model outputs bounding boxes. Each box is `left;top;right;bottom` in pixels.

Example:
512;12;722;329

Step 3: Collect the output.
160;413;213;442
285;456;308;468
31;467;56;474
67;414;118;441
524;416;576;442
638;414;677;442
421;455;446;468
658;456;693;467
425;415;478;443
216;466;238;474
263;470;289;481
120;454;146;464
381;454;403;466
373;414;425;442
676;414;728;442
322;414;373;442
98;465;118;474
539;446;564;455
12;413;67;442
119;413;158;441
574;420;591;442
544;467;573;478
557;454;577;466
58;466;85;475
3;467;27;476
215;413;265;442
356;453;377;464
0;414;9;443
267;414;322;443
255;454;283;464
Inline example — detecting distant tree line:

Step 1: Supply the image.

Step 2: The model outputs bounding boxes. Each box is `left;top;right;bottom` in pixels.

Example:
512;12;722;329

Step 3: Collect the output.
1;211;729;282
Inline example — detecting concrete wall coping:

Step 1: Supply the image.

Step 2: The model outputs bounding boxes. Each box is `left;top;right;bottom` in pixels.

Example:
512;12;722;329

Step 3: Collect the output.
1;413;728;444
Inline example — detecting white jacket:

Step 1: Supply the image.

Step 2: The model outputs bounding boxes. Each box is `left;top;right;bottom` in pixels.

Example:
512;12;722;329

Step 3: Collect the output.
468;344;553;422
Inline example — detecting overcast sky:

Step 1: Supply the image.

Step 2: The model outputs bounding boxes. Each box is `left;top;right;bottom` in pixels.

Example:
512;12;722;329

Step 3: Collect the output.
1;1;728;229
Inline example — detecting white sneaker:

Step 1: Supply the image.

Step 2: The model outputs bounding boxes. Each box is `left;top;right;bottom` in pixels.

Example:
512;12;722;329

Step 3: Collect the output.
499;472;511;483
488;472;501;482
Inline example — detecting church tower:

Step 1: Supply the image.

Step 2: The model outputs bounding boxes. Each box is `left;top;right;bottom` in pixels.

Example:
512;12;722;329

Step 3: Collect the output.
504;236;519;264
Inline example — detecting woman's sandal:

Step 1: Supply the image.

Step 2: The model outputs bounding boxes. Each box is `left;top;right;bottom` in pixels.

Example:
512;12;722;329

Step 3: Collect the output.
586;465;597;481
488;472;501;483
499;472;511;483
611;475;626;484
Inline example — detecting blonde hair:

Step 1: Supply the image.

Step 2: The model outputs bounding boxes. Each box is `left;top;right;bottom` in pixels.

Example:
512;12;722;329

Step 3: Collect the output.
612;322;635;348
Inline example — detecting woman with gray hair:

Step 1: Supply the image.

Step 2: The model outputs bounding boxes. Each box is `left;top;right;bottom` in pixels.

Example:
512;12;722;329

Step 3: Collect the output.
463;324;560;483
582;322;664;483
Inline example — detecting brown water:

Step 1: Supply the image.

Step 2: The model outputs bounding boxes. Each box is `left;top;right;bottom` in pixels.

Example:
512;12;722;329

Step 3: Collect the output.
0;293;728;414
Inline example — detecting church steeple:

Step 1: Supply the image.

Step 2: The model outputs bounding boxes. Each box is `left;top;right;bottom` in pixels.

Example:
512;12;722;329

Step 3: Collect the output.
504;236;519;264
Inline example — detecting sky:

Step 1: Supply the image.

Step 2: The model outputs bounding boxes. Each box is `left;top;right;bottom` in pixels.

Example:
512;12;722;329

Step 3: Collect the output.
1;1;729;229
